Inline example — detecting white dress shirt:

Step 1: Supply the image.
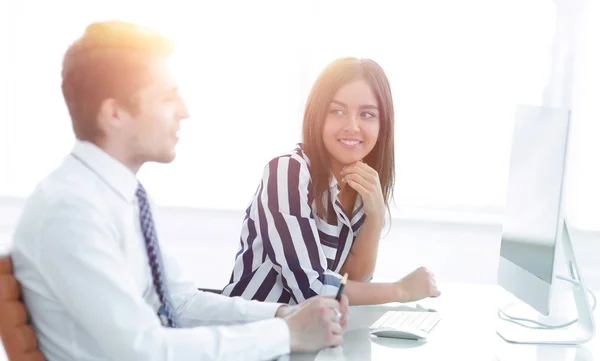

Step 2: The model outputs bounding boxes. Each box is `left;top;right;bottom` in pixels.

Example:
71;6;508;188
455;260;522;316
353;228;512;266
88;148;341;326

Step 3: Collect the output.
11;141;290;361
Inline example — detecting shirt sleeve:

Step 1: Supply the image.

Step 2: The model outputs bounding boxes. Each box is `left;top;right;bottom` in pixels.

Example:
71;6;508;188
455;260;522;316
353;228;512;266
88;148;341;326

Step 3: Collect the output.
33;195;290;361
254;156;343;304
160;237;288;326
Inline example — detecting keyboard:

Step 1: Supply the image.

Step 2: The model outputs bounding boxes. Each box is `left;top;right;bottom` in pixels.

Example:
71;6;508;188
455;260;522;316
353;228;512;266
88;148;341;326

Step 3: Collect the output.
369;311;441;338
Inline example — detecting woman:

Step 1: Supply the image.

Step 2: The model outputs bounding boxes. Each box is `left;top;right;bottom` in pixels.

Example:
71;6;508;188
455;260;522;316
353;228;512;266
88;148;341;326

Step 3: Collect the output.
223;57;440;305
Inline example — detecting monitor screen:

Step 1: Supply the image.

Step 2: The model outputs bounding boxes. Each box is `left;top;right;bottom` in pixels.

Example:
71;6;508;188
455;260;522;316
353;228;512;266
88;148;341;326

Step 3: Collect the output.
500;105;570;284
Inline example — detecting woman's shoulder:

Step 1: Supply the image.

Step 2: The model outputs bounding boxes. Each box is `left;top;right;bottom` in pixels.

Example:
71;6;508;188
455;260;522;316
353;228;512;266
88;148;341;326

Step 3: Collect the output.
265;143;311;170
253;144;316;207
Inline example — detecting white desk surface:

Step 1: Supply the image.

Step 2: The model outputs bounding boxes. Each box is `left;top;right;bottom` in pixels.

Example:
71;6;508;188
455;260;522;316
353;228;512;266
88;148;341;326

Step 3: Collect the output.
286;282;599;361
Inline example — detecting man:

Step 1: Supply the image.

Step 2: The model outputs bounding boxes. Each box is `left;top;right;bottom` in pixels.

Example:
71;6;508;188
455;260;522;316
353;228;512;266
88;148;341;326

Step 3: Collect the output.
11;21;348;361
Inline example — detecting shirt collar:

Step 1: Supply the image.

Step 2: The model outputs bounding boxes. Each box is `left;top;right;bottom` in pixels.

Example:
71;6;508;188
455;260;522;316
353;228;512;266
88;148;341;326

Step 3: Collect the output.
71;141;138;203
329;174;340;191
328;173;365;222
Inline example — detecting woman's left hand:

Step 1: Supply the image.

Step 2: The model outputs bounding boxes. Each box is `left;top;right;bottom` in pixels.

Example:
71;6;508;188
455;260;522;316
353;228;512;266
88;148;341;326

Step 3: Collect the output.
341;161;385;227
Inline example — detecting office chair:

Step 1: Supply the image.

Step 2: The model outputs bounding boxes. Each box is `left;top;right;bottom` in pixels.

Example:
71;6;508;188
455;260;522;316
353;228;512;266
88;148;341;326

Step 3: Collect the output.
0;255;46;361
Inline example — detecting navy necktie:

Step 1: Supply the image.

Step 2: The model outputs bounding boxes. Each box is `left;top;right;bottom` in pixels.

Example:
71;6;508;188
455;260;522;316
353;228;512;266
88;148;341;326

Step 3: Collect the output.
136;182;180;328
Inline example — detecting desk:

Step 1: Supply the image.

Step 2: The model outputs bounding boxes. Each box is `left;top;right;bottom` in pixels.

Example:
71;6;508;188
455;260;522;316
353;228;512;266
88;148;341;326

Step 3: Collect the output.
287;283;599;361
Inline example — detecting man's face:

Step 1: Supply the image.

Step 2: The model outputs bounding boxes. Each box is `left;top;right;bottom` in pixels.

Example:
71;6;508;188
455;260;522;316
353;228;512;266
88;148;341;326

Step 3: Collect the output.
121;57;189;165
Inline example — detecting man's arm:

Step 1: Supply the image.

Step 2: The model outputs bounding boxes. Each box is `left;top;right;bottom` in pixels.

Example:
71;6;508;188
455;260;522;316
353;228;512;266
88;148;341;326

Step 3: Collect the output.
35;196;289;361
161;243;289;326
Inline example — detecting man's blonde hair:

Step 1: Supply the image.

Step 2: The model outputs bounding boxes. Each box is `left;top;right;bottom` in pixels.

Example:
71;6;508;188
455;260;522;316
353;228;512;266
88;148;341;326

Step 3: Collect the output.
61;21;174;141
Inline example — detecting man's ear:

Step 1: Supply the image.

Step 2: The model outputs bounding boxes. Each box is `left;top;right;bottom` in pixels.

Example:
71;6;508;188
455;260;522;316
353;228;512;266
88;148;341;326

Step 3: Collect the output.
98;98;127;133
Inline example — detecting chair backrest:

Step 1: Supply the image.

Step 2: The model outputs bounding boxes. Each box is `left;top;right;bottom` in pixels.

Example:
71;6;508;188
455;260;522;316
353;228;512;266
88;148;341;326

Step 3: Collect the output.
0;256;46;361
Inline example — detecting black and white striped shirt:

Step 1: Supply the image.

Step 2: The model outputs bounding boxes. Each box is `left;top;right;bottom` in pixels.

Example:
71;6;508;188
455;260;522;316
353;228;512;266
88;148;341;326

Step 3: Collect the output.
223;144;367;304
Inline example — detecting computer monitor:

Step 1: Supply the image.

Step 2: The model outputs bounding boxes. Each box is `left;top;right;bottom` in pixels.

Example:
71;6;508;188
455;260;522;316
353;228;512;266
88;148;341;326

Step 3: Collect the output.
496;104;595;345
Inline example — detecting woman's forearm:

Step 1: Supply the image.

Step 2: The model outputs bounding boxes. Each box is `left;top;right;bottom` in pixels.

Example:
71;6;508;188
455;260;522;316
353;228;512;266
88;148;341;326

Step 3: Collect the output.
344;280;404;305
340;216;383;282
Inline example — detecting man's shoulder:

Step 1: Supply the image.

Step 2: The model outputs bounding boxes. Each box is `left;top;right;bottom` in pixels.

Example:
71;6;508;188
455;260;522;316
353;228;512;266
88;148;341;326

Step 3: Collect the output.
36;164;110;211
14;163;116;238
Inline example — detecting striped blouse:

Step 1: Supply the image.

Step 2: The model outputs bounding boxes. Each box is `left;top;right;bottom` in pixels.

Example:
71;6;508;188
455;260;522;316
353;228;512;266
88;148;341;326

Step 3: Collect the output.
222;144;367;304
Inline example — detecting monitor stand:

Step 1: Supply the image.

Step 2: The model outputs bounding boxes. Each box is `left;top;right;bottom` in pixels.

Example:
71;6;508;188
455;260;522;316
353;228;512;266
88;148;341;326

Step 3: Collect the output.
496;220;596;345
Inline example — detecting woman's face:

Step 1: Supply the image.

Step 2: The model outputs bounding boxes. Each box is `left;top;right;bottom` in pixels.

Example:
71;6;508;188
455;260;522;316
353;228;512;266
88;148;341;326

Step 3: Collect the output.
322;79;380;169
